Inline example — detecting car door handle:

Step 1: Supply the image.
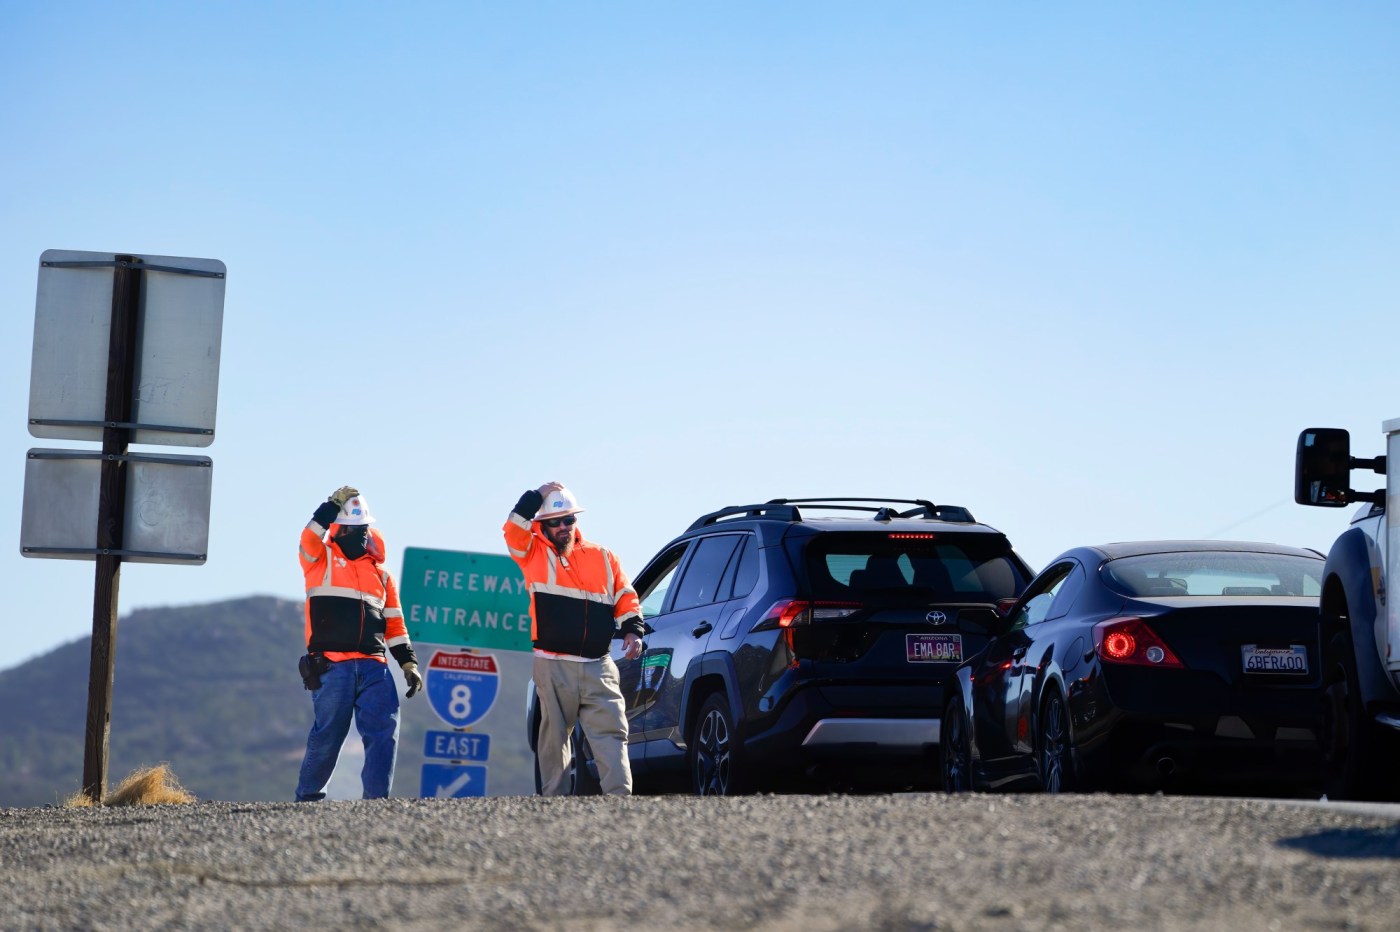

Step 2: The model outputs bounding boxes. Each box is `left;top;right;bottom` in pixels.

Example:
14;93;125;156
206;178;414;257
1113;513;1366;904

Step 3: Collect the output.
692;621;713;637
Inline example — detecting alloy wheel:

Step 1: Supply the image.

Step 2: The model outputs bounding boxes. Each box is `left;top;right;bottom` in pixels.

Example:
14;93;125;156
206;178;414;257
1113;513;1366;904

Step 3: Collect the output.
693;704;733;795
942;700;972;792
1039;693;1069;793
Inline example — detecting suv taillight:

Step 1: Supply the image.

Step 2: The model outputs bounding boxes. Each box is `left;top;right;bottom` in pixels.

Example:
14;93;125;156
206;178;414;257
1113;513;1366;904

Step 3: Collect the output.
754;599;862;629
1092;617;1183;668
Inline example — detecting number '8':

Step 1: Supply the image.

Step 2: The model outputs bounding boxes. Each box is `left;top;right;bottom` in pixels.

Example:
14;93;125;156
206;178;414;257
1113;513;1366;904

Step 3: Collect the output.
449;684;472;720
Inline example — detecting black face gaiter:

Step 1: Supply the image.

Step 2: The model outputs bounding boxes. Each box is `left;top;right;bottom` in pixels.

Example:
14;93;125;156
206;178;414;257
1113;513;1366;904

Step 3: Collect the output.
336;527;369;560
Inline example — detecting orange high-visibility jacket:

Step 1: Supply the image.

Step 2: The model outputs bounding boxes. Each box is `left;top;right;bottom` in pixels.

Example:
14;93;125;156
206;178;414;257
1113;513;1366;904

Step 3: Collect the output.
299;517;414;666
503;498;644;659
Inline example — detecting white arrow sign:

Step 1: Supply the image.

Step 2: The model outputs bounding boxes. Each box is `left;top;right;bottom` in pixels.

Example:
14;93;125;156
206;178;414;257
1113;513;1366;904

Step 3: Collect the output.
435;770;474;798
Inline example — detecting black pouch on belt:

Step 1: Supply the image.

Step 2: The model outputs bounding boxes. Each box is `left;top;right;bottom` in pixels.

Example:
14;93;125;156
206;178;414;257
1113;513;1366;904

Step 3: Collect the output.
298;652;329;690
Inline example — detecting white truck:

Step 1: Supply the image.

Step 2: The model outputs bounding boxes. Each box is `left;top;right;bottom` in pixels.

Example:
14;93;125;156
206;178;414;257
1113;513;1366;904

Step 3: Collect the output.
1295;419;1400;799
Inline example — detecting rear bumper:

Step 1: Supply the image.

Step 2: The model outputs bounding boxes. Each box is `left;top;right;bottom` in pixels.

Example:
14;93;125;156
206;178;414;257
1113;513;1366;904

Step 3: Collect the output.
744;681;943;765
802;717;940;749
1074;666;1323;788
1077;711;1321;789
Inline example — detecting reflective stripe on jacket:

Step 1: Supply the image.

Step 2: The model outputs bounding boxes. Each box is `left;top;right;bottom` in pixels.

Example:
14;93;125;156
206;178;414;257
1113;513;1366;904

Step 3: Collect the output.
503;512;644;659
300;519;410;663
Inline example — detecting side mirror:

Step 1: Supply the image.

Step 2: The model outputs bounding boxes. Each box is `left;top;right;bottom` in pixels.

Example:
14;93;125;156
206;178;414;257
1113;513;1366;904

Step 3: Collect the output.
995;597;1019;618
1295;428;1353;507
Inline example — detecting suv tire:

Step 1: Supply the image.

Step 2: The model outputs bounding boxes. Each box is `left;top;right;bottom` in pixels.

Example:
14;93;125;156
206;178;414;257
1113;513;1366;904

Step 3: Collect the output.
941;696;973;792
690;693;747;796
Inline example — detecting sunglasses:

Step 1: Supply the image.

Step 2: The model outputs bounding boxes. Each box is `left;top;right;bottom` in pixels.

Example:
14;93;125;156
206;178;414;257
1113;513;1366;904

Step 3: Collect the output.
542;516;577;529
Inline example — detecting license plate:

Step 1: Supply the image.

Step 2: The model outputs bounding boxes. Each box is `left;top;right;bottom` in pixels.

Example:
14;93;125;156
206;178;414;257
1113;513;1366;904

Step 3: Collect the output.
1241;644;1308;675
907;633;962;663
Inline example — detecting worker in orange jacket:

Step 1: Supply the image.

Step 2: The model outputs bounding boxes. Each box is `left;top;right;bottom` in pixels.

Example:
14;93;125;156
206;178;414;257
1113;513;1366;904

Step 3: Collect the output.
504;481;644;796
296;485;423;801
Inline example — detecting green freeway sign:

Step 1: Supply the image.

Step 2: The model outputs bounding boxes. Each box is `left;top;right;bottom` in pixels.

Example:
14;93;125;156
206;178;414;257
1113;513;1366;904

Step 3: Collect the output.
400;547;531;652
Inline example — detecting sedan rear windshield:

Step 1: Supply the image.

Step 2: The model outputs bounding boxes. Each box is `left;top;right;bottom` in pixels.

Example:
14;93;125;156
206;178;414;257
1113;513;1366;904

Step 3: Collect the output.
1102;551;1323;598
803;532;1025;602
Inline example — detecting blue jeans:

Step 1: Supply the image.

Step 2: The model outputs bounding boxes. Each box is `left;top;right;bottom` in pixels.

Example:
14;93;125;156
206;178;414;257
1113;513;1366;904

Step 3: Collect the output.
296;658;400;801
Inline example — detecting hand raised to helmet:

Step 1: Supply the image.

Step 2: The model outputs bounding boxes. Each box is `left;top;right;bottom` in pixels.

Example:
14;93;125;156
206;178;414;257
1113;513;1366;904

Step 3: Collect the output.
536;480;564;498
329;486;360;508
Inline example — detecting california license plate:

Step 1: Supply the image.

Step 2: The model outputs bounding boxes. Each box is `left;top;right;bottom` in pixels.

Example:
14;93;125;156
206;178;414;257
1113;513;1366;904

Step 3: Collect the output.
1241;644;1308;675
907;633;963;663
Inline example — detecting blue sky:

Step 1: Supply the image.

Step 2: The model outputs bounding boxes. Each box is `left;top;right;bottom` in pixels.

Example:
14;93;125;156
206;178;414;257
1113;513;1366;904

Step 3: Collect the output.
2;2;1397;674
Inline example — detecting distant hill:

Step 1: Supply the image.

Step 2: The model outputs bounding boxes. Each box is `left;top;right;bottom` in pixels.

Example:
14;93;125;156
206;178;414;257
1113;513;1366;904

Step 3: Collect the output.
0;596;305;806
0;595;432;807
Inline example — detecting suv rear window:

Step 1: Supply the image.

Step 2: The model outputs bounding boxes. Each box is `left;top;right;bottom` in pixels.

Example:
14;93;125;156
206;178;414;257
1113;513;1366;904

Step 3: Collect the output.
803;532;1024;602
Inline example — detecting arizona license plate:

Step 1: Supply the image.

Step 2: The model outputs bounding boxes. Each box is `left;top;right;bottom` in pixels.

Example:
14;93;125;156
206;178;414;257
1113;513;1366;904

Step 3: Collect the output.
1241;644;1308;675
907;633;963;663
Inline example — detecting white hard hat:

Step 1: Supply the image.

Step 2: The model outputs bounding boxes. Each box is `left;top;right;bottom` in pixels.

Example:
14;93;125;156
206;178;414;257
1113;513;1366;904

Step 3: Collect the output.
336;493;377;525
536;486;584;521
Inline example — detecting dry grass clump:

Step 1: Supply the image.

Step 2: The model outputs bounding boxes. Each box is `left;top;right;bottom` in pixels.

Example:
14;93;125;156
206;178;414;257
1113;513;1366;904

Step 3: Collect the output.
63;763;196;808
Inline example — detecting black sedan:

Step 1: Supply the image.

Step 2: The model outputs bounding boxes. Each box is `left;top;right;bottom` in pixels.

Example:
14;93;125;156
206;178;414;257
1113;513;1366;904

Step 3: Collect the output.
941;541;1326;794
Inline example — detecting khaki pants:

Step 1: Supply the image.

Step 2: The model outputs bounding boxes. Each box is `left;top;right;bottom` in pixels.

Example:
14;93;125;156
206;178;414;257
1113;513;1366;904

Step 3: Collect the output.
533;655;632;797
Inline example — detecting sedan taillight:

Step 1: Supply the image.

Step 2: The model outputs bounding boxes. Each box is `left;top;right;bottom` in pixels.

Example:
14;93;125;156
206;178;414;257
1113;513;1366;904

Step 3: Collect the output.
1093;617;1183;668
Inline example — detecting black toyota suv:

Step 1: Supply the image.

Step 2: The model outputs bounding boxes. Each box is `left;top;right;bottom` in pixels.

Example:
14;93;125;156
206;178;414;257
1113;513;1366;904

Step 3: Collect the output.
528;497;1035;794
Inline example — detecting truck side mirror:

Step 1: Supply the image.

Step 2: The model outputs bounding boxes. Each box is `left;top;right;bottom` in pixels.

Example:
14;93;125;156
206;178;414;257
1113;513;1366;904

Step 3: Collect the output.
1295;428;1354;507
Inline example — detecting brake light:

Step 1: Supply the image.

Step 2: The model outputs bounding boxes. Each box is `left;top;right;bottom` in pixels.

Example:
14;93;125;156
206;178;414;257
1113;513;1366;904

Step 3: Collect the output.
1103;630;1135;659
1093;617;1183;668
756;599;861;629
888;533;937;539
768;600;809;628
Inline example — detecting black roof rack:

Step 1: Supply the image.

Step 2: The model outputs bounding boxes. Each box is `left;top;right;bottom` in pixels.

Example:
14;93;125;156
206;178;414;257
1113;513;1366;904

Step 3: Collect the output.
899;504;976;523
686;497;976;531
687;503;800;530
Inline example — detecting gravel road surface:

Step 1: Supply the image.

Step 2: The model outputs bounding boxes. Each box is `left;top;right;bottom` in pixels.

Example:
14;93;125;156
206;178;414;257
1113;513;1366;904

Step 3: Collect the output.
2;793;1398;930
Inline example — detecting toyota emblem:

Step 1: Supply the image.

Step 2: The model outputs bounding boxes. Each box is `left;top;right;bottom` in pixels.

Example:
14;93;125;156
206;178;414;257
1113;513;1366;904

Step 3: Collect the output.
926;611;948;625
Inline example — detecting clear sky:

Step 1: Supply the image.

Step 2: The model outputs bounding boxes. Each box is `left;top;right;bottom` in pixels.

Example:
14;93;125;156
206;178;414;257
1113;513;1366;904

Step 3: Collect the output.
2;2;1396;674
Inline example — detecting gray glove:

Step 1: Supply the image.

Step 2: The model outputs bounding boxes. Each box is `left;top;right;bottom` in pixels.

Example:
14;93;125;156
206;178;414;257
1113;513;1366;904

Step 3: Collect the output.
536;481;564;498
329;486;360;508
402;662;423;699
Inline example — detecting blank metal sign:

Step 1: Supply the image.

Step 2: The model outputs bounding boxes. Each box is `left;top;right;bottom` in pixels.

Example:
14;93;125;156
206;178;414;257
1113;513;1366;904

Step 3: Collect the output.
20;449;213;564
28;249;226;447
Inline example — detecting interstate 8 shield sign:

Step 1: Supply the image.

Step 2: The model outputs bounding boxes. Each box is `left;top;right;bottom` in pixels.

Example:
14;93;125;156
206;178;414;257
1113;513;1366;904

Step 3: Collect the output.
425;650;499;729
